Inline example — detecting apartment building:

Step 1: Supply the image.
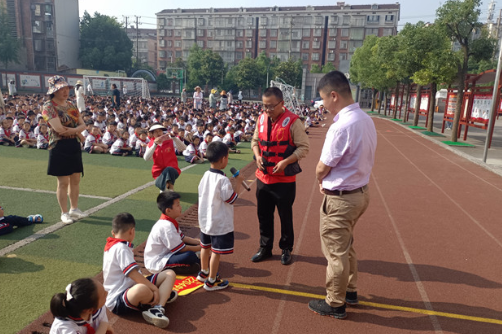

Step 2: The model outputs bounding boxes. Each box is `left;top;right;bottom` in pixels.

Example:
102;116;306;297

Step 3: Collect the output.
1;0;80;72
126;28;158;70
156;2;400;72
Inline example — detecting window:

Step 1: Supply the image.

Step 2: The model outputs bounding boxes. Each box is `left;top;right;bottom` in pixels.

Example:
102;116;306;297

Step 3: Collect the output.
246;29;253;37
270;29;278;37
247;17;254;25
184;30;193;38
278;41;289;51
315;16;323;25
327;53;335;61
301;53;309;61
349;40;363;52
175;30;181;37
197;29;204;37
208;19;213;26
329;28;337;36
198;18;205;26
158;29;165;37
304;16;313;25
292;29;301;39
269;52;276;58
32;21;43;33
227;18;234;25
366;28;379;36
167;19;174;26
246;52;252;58
159;51;166;58
197;41;204;48
175;18;182;26
291;40;300;52
330;16;338;25
260;29;267;37
261;17;268;26
236;52;243;60
159;61;167;69
270;40;277;48
159;40;166;47
175;51;182;58
328;40;336;49
313;28;322;37
340;53;347;60
341;29;349;37
367;15;380;23
207;41;213;48
342;15;350;25
236;30;244;37
34;39;43;52
183;51;189;58
271;17;278;26
293;16;303;25
246;40;252;48
47;40;54;50
167;41;172;47
166;30;173;37
350;28;364;40
259;40;267;48
383;28;393;36
158;18;165;26
175;41;181;47
312;53;320;61
302;41;310;49
340;40;348;49
236;41;243;48
385;15;394;22
208;30;214;37
302;29;311;37
34;5;41;16
280;29;289;38
313;41;320;49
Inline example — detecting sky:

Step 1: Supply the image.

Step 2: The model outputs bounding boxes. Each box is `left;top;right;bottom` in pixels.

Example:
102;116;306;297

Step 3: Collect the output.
78;0;502;31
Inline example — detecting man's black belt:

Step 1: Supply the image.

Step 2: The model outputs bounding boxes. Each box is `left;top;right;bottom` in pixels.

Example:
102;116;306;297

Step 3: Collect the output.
323;185;368;196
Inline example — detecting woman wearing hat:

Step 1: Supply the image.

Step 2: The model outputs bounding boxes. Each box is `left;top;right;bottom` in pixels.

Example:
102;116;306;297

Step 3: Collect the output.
42;75;86;224
143;123;181;191
74;80;85;113
219;90;228;111
209;89;217;109
193;86;203;111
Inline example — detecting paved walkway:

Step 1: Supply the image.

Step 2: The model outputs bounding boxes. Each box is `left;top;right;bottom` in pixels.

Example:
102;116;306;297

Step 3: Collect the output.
22;114;502;334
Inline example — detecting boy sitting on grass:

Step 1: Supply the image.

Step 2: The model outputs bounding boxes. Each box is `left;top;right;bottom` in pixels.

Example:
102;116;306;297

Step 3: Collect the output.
144;192;202;276
103;212;177;328
197;141;244;290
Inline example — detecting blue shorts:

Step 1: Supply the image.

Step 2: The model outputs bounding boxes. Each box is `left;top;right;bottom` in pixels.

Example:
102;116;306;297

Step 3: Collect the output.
200;231;234;254
111;273;158;315
84;146;94;153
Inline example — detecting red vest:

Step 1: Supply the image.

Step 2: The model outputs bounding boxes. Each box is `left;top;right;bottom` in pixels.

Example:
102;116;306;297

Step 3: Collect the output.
149;139;181;179
256;109;299;184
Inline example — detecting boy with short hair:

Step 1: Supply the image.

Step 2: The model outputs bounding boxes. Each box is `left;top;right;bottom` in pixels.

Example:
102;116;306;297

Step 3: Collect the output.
37;123;49;149
197;141;244;290
103;212;177;328
144;192;202;276
0;117;16;146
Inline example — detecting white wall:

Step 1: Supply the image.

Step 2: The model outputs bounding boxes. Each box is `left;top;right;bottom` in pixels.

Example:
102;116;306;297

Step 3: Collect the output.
54;0;81;69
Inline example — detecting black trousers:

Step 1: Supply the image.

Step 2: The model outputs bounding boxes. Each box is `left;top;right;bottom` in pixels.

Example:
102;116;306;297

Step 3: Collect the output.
0;216;32;236
256;179;296;251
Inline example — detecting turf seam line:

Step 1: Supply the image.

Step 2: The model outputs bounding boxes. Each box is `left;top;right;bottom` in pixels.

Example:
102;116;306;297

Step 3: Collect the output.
0;185;112;200
371;171;444;333
229;282;502;325
0;164;198;257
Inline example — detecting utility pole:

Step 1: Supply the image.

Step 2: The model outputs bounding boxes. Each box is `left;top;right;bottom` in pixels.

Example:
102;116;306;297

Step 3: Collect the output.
122;16;129;34
134;16;141;66
288;18;293;59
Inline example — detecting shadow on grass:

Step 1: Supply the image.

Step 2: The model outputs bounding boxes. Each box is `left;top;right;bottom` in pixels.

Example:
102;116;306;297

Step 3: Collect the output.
0;256;45;274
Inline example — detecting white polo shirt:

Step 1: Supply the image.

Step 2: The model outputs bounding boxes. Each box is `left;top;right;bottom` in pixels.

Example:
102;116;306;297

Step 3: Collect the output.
198;169;237;236
320;103;377;191
102;239;139;311
50;306;107;334
144;215;186;274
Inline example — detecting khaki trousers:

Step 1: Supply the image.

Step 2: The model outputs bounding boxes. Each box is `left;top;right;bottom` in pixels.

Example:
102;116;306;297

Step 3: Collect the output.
320;188;370;307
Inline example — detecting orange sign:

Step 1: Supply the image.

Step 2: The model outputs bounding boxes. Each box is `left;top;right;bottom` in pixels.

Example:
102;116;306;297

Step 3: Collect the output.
173;276;204;296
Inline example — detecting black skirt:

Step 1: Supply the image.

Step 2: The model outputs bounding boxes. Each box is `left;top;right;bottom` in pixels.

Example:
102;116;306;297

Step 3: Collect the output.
47;138;84;177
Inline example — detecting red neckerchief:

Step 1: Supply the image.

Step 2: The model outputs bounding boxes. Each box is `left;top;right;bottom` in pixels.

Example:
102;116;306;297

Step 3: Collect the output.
227;132;234;140
160;214;179;232
4;128;11;137
104;237;132;251
42;133;49;142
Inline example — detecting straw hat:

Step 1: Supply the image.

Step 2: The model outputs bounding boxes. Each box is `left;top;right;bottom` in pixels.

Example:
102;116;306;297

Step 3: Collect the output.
76;80;83;86
46;75;73;95
194;86;201;91
149;123;167;132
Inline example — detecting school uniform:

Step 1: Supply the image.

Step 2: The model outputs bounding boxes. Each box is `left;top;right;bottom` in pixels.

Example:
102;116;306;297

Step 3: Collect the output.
93;120;106;132
84;134;97;153
102;131;116;147
135;138;149;157
183;143;201;163
17;129;35;147
110;138;132;156
0;127;15;145
37;133;49;149
0;215;34;236
144;214;199;274
199;141;209;156
49;306;108;334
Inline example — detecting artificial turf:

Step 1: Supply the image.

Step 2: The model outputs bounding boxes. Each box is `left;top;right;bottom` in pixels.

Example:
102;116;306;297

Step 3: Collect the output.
0;142;253;334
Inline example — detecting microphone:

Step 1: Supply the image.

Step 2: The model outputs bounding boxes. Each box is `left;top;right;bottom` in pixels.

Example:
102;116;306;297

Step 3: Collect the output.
230;167;251;191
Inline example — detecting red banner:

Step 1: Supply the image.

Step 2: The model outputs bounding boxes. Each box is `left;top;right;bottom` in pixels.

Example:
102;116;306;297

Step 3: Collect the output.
173;276;204;296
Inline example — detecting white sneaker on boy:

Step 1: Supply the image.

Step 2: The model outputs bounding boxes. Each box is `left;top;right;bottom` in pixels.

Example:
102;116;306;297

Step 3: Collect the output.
142;307;169;328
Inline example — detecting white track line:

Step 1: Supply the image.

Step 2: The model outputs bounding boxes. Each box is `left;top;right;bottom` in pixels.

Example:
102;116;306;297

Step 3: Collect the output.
380;133;502;249
271;177;317;334
0;185;112;200
372;172;444;333
0;164;197;257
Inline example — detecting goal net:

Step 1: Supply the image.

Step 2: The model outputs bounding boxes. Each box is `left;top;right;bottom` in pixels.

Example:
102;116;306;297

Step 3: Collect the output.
83;76;150;99
270;79;301;115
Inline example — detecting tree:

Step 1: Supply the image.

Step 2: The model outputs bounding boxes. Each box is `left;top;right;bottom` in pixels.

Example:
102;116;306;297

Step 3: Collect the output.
436;0;495;141
350;35;380;110
234;57;261;96
186;44;204;89
310;64;322;73
156;73;169;91
322;63;337;73
199;49;224;88
79;11;133;71
274;58;303;87
0;3;20;71
167;57;186;69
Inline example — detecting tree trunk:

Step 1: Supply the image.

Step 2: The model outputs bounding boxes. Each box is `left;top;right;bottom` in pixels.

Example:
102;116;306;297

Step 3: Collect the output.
383;91;388;116
393;81;400;119
371;88;375;111
451;61;467;142
413;84;422;126
427;82;437;132
377;91;383;114
404;83;411;122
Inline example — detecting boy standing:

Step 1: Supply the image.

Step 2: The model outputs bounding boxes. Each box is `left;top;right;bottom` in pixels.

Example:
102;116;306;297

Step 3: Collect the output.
144;192;202;276
103;213;177;328
197;141;244;290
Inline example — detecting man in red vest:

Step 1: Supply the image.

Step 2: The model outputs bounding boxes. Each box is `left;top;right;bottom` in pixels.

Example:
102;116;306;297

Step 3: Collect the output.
251;87;310;265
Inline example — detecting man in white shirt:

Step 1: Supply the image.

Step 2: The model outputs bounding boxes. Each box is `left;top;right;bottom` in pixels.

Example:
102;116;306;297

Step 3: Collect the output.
309;71;377;319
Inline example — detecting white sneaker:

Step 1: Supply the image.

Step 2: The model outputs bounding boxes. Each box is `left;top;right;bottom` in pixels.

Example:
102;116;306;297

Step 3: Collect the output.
142;307;169;328
69;208;87;220
61;213;74;224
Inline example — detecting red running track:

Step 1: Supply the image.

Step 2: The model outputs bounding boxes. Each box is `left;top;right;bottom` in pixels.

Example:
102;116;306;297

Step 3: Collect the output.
22;116;502;334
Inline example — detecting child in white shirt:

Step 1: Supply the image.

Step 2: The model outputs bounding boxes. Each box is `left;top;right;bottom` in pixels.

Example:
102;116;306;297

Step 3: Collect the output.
37;123;49;149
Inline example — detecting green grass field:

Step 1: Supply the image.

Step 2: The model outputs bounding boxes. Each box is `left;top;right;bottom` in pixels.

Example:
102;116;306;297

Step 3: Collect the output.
0;143;253;334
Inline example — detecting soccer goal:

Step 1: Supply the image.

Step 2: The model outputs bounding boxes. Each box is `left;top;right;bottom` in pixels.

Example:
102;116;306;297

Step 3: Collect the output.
83;76;150;99
270;79;301;115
